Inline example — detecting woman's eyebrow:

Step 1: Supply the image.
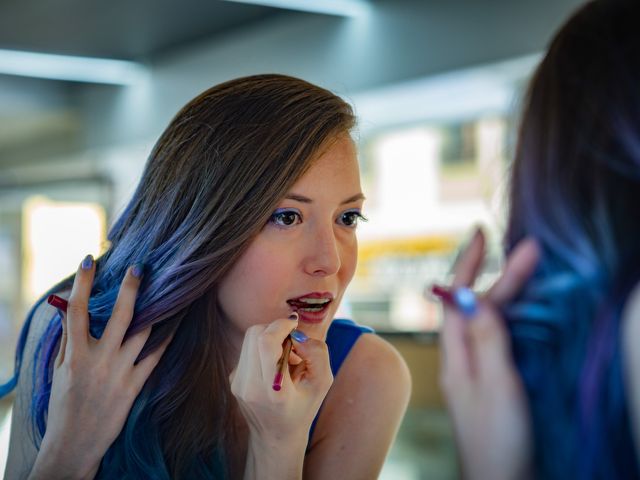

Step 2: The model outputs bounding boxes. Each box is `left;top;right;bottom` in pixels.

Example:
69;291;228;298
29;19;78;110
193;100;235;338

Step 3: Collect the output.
284;193;366;204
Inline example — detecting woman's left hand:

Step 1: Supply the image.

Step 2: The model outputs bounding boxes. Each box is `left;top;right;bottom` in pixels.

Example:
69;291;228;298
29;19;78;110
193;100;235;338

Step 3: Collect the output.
230;314;333;479
439;229;540;480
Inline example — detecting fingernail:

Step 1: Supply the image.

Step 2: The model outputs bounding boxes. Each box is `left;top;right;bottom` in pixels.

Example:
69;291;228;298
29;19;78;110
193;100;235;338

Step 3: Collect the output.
131;263;145;278
290;329;308;343
81;254;94;270
454;287;478;316
288;312;299;321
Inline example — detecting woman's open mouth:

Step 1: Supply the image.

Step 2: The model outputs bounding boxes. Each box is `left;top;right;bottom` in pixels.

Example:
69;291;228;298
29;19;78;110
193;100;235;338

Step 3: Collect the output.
287;292;334;323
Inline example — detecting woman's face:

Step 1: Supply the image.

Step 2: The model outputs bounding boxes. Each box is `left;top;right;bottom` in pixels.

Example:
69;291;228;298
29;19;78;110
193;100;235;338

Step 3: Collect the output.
218;134;364;342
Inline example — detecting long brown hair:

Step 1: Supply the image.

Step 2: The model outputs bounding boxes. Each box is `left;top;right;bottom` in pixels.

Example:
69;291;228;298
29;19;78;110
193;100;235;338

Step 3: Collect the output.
26;74;355;478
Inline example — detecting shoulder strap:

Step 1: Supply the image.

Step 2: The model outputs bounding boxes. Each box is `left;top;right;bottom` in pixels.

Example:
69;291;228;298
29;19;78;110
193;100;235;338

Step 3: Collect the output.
325;319;374;376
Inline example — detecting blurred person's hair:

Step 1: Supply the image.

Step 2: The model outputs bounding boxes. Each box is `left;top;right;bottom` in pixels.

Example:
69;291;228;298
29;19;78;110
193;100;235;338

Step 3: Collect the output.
505;0;640;477
1;74;355;478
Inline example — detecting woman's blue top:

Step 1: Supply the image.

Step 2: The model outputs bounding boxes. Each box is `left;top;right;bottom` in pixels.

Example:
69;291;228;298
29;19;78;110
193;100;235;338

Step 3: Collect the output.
307;318;374;445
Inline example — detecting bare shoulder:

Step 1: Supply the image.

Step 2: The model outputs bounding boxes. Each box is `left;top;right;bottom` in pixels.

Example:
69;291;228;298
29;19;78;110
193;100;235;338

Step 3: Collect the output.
338;332;411;396
5;296;60;480
315;333;412;421
319;332;411;421
304;332;411;479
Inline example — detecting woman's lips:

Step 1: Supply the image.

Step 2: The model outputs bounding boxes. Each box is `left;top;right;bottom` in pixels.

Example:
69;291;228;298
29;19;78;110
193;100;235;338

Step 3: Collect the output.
286;292;334;324
288;300;332;324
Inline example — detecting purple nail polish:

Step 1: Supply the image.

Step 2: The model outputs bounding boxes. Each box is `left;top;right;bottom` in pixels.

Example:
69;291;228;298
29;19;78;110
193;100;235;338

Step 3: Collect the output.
290;329;308;343
131;263;145;278
288;312;299;321
453;287;478;316
81;254;94;270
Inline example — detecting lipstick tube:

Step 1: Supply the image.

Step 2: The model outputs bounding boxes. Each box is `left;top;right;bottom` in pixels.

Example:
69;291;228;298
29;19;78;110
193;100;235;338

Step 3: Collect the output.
47;294;69;313
431;284;478;316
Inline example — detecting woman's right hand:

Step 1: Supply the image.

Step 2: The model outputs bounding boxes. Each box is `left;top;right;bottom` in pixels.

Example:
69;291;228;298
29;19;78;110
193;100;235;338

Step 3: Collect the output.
29;256;171;480
230;315;333;479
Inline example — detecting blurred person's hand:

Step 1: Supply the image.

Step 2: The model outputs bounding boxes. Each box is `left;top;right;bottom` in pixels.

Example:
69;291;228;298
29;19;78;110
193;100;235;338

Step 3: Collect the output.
439;229;539;480
29;257;171;480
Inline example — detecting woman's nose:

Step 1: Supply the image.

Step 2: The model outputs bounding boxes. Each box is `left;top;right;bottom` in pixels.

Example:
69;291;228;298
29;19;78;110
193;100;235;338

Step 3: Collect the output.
303;227;341;277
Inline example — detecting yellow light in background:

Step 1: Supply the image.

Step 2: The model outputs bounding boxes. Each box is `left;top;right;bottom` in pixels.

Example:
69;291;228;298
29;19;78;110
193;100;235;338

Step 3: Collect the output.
22;196;106;304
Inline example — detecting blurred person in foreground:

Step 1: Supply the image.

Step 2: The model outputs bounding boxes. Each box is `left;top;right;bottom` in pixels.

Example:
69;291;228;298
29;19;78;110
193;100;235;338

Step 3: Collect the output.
439;1;640;478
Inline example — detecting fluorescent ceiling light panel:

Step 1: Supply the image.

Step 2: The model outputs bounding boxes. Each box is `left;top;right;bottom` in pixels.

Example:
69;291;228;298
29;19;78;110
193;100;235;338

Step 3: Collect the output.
225;0;370;17
0;49;148;85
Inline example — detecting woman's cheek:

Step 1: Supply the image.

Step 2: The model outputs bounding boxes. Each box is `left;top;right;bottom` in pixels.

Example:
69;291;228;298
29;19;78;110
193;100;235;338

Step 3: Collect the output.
340;239;358;282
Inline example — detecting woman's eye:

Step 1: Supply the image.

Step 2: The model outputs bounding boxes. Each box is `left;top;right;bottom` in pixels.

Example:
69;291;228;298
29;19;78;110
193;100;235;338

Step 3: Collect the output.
339;210;367;228
269;209;302;227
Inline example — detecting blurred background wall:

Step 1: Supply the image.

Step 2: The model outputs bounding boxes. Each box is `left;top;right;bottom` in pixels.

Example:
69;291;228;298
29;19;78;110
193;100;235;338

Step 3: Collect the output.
0;0;587;477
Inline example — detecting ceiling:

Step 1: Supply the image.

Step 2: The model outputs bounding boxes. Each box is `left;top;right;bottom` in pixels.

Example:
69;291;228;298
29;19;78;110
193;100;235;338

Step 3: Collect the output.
0;0;282;60
0;0;362;165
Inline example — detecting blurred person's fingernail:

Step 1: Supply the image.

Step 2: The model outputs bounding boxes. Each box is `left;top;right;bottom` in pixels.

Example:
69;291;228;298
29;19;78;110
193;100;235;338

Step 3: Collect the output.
454;287;478;316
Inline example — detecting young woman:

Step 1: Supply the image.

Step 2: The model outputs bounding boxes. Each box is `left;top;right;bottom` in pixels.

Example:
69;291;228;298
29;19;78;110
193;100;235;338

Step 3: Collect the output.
2;75;411;479
439;1;640;478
